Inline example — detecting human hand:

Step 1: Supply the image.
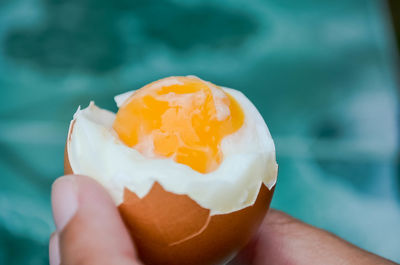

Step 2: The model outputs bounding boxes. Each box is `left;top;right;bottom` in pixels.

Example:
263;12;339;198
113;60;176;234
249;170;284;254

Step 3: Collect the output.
49;175;397;265
229;210;397;265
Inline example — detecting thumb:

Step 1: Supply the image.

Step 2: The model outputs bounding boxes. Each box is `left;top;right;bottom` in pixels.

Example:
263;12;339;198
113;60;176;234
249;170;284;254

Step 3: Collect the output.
50;175;142;265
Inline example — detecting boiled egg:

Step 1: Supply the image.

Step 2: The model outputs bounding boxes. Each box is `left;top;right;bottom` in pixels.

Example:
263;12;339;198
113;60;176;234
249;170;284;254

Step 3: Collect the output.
65;76;277;265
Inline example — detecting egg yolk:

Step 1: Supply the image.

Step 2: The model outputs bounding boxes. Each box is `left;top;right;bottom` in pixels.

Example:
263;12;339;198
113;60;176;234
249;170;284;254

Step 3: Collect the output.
113;76;244;173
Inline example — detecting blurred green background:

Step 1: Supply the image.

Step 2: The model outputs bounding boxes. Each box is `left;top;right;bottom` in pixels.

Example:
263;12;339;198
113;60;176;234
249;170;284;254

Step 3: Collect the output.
0;0;399;264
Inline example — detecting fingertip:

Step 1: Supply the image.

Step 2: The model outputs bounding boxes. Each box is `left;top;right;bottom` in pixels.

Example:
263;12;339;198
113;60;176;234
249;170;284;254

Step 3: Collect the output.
51;175;117;231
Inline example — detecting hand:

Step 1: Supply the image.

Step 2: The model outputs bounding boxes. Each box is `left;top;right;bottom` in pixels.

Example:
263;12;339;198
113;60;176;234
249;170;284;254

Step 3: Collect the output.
50;175;397;265
229;210;397;265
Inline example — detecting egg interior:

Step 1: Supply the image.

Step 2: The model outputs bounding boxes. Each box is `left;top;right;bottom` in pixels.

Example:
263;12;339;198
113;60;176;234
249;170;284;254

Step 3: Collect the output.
113;76;244;173
67;76;277;215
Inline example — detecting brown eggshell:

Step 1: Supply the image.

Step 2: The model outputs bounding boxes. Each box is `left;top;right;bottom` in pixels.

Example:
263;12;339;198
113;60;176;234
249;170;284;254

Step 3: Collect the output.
119;183;274;265
65;137;275;265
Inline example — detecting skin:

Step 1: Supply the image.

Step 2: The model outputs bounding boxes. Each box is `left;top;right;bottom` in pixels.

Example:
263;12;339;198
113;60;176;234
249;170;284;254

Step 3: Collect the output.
50;175;398;265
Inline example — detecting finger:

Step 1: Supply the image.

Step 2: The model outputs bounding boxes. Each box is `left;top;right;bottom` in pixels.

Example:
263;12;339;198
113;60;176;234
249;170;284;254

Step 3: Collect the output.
232;209;397;265
51;175;142;265
49;232;60;265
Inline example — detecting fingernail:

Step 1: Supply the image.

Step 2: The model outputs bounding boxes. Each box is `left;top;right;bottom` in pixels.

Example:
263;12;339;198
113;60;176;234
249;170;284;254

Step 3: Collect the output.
52;175;78;231
49;232;60;265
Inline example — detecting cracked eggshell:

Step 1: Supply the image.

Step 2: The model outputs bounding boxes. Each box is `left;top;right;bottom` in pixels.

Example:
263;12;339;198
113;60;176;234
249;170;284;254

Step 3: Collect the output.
119;183;274;265
65;150;274;265
65;151;273;265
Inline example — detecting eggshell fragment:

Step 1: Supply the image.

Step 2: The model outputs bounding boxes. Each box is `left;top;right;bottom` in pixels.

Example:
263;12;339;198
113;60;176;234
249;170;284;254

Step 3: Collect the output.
119;183;274;265
64;145;274;265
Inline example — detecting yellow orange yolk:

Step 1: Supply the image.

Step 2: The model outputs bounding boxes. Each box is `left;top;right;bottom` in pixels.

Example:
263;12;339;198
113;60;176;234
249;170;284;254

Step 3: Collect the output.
113;76;244;173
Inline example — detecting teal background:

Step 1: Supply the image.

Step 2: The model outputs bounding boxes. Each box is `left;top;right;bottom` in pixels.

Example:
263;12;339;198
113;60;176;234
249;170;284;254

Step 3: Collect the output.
0;0;399;264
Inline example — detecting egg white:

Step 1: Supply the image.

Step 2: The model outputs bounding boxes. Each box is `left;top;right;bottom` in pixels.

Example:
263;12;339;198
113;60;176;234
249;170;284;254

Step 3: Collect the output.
67;85;277;215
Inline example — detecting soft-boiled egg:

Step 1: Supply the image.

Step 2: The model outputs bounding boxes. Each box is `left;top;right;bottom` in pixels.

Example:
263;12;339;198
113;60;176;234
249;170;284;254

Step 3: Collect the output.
65;76;278;265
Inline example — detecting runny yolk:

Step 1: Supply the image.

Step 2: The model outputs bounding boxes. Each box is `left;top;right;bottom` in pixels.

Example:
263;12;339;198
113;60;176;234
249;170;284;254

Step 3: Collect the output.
113;76;244;173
